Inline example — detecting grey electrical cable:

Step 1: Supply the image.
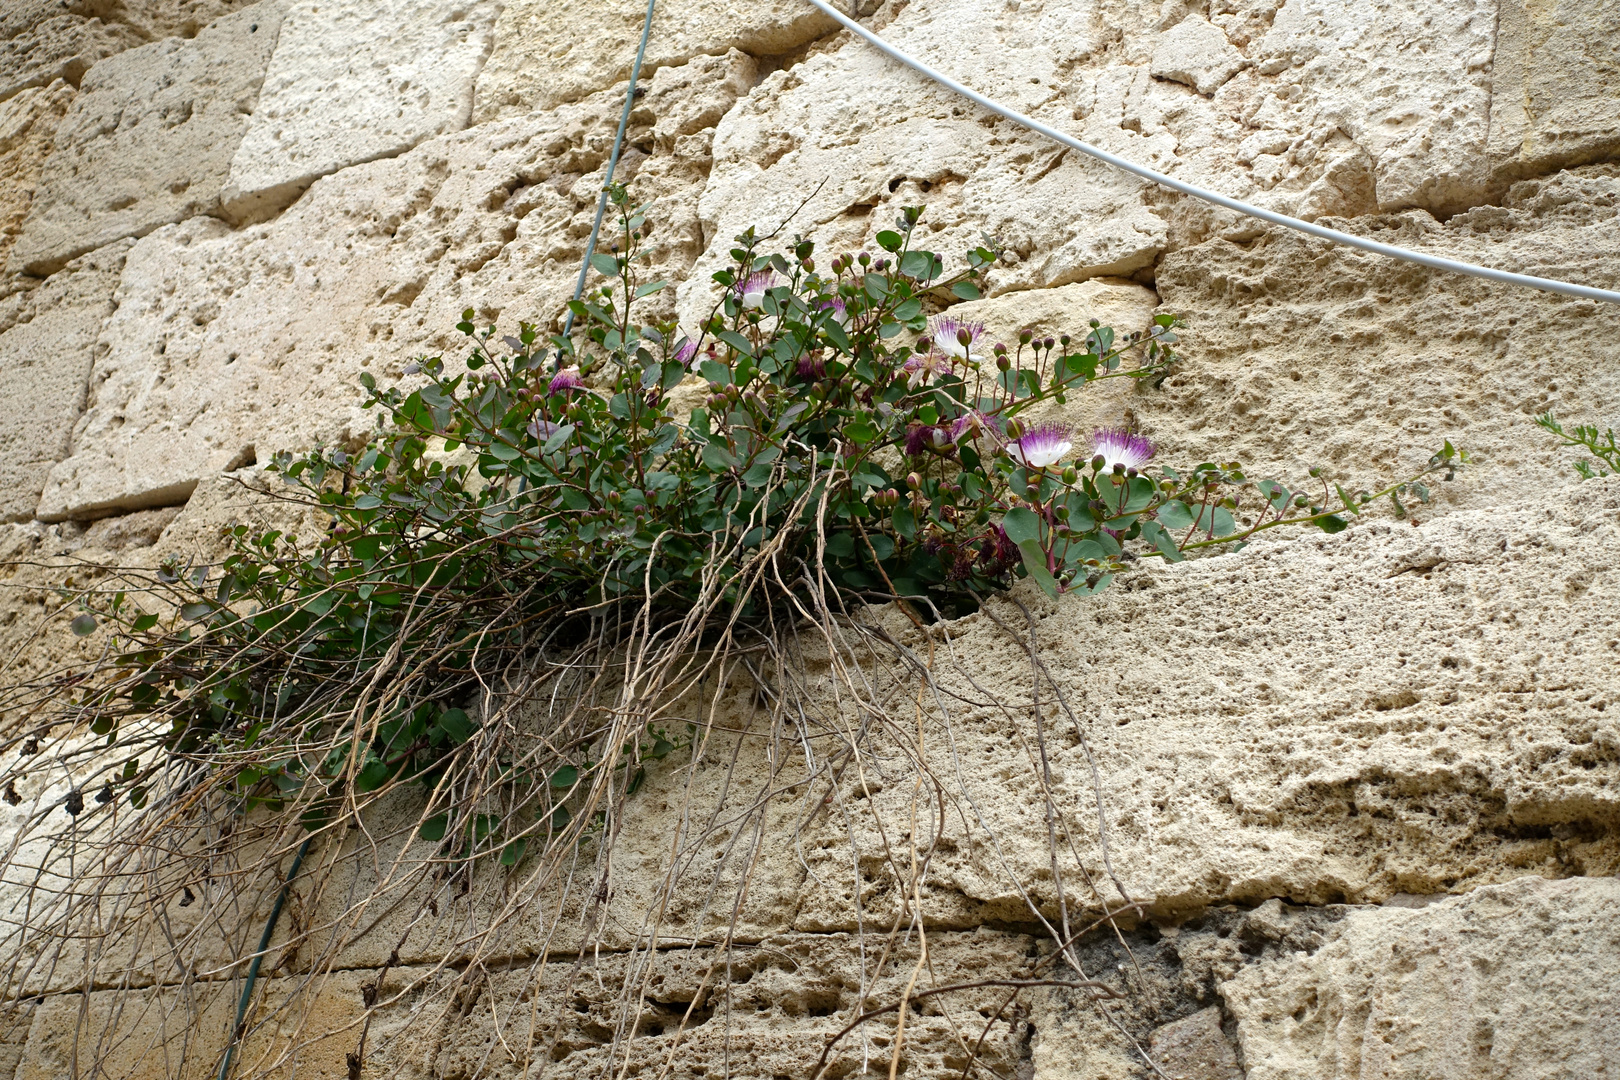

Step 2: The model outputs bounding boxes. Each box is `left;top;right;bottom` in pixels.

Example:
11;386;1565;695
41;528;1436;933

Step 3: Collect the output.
559;0;659;352
804;0;1620;306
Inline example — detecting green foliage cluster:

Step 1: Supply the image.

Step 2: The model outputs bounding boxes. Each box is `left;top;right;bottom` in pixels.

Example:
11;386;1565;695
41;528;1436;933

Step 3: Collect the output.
1538;412;1620;479
69;189;1465;845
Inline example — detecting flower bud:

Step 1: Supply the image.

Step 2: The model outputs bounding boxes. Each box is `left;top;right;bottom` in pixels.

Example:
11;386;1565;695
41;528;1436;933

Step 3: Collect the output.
1112;463;1126;475
1125;467;1138;478
957;328;973;347
917;336;933;352
906;472;923;491
1018;329;1033;345
1005;418;1023;439
1059;334;1071;347
802;257;815;271
1091;454;1105;471
858;251;871;267
1043;337;1055;350
996;353;1011;371
1061;466;1078;486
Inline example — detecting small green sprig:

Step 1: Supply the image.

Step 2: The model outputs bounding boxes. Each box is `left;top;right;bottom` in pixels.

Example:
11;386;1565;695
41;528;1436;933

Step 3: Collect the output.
1537;412;1618;479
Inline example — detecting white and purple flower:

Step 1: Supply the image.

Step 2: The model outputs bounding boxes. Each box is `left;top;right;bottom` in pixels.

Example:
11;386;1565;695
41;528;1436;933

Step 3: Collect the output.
737;270;778;310
817;296;851;327
1090;427;1154;471
928;315;987;361
1006;421;1074;470
672;338;699;369
903;350;953;389
549;366;586;394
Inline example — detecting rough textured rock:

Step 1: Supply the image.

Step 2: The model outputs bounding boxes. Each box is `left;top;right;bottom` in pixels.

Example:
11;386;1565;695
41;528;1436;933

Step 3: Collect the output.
0;2;143;104
7;1;286;276
221;0;501;221
0;240;129;522
472;0;833;121
1224;876;1620;1079
39;52;753;521
1489;0;1620;182
792;475;1620;932
71;0;262;42
1145;166;1620;511
0;81;75;269
1151;15;1248;97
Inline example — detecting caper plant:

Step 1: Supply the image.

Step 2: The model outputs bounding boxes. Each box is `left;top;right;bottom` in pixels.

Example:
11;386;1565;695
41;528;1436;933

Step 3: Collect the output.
66;185;1464;833
1538;412;1619;479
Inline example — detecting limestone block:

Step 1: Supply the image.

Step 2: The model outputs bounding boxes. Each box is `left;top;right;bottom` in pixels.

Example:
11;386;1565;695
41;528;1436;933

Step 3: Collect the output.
1148;1007;1243;1080
7;1;286;277
792;474;1620;932
1224;877;1620;1079
1147;166;1620;511
0;240;128;522
221;0;501;221
0;3;143;104
71;0;261;42
683;0;1504;327
471;0;833;121
38;53;751;521
0;81;74;269
14;966;424;1080
1489;0;1620;181
1248;0;1494;215
1151;16;1247;96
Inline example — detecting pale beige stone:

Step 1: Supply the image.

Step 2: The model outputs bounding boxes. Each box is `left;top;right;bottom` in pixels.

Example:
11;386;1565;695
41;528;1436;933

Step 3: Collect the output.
7;1;285;276
0;81;74;269
0;4;143;104
1489;0;1620;181
221;0;501;221
72;0;261;42
38;52;752;521
0;240;129;522
1224;876;1620;1079
471;0;833;121
1151;16;1247;96
1149;1007;1242;1080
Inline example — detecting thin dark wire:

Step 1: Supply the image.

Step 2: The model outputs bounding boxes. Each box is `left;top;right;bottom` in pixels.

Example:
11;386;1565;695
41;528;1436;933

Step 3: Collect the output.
215;836;312;1080
556;0;660;365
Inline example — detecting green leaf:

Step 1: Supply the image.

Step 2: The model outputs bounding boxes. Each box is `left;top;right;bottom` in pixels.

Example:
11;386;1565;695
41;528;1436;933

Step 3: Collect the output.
550;765;579;789
647;737;674;760
356;756;392;792
1139;520;1184;562
1001;506;1041;545
589;252;620;278
716;330;755;358
71;613;97;636
179;603;213;622
500;838;528;866
130;613;160;633
436;708;476;745
634;280;668;298
1016;540;1059;599
951;282;981;300
824;532;855;558
875;230;904;252
1316;514;1350;534
354;494;382;510
419;814;448;842
702;442;738;471
892;298;922;321
698;359;732;386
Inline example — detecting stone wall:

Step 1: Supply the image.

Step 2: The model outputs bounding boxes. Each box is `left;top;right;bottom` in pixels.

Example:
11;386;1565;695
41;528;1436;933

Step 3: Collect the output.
0;1;1617;1077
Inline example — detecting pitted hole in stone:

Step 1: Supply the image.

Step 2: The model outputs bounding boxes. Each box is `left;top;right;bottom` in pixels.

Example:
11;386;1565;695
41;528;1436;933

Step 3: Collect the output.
224;446;257;472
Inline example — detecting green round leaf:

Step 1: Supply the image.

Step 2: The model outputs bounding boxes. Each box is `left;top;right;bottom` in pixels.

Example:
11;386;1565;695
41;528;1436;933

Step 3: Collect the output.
549;765;579;789
70;613;97;636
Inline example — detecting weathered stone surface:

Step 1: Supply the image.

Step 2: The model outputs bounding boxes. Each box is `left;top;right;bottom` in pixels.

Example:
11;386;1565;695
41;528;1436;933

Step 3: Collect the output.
1151;15;1248;97
39;52;752;521
794;473;1620;932
14;966;421;1080
0;2;143;104
683;0;1504;326
1224;876;1620;1079
0;81;74;269
1490;0;1620;182
0;240;128;522
1149;1007;1242;1080
1146;166;1620;511
72;0;261;42
221;0;501;221
8;1;285;276
472;0;832;121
